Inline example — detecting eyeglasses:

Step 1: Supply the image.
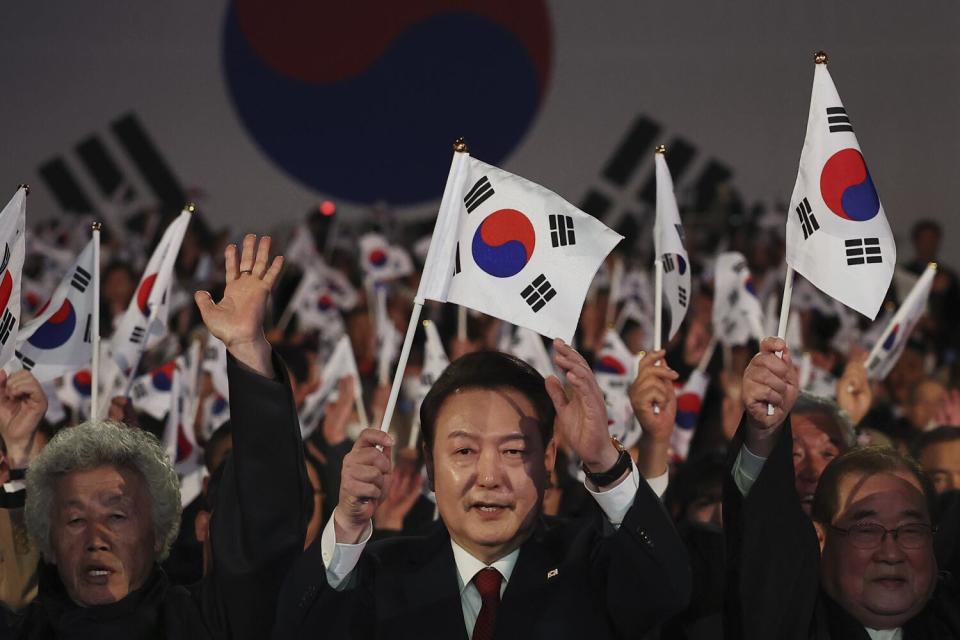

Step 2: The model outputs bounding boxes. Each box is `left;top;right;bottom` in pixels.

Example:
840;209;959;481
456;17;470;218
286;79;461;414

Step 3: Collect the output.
829;523;936;550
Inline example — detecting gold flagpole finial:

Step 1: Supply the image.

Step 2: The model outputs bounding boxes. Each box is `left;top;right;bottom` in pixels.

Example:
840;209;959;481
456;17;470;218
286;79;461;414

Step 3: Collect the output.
655;144;667;155
185;202;197;214
453;138;469;153
422;319;431;328
91;222;102;232
814;51;828;65
929;262;938;271
17;184;30;196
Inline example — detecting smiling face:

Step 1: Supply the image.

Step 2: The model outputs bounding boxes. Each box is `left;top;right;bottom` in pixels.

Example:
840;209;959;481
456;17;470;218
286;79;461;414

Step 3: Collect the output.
817;470;936;630
429;387;555;565
50;465;158;606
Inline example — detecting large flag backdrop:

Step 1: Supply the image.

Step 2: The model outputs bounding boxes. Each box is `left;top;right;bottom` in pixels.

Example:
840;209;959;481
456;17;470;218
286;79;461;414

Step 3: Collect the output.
1;3;958;259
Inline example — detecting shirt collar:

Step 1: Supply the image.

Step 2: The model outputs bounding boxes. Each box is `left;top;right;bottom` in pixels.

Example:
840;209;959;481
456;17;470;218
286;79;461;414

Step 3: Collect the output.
450;539;520;595
865;627;902;640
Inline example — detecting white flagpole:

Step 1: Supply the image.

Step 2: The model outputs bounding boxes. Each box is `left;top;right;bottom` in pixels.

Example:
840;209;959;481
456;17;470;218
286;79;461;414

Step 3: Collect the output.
354;384;370;429
91;223;102;415
768;266;795;415
407;419;420;449
651;257;664;415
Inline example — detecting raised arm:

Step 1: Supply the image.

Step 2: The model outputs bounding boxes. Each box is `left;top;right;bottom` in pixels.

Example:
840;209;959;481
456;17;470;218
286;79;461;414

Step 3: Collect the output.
628;349;679;480
194;234;311;639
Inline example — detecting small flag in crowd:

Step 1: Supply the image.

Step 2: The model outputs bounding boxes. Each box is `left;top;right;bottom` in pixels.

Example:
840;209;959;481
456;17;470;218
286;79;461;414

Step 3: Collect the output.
375;288;402;385
653;149;690;345
0;187;27;368
712;252;764;346
299;334;363;439
671;369;709;462
108;206;192;375
418;150;622;342
784;53;895;319
286;266;358;336
360;233;413;285
406;320;450;447
130;358;177;420
866;262;936;380
507;326;556;380
12;237;96;382
593;328;642;448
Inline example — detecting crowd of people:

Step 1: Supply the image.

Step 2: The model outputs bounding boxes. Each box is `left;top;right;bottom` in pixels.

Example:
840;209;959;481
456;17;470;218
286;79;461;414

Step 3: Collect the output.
0;200;958;638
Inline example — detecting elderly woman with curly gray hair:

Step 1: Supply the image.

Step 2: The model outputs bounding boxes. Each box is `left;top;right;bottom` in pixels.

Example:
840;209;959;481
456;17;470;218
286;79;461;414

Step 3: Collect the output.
1;234;313;639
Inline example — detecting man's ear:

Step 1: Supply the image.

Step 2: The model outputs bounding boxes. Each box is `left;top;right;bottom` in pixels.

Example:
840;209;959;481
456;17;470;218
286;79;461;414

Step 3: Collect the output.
813;521;827;553
544;438;557;475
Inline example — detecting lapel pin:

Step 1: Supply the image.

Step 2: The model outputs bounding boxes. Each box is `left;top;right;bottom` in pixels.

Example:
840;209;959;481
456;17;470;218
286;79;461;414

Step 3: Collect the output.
547;568;559;579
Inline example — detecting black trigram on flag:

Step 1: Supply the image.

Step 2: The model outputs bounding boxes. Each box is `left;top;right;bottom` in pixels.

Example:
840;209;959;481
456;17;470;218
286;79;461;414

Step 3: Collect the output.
14;351;35;371
71;266;92;293
549;215;576;247
130;326;146;344
826;107;853;133
521;274;557;312
796;197;820;240
131;381;148;400
463;176;495;213
678;286;688;307
675;224;687;249
454;242;461;276
83;314;93;344
0;310;15;346
845;238;882;265
662;254;676;273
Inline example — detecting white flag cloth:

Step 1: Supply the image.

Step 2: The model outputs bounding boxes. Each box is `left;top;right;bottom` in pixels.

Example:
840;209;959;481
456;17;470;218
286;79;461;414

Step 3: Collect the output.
161;348;204;506
299;334;363;439
671;369;710;462
0;188;27;368
593;329;641;448
654;153;691;343
109;207;191;375
359;233;413;285
375;288;402;385
784;61;895;320
712;252;764;346
12;238;96;382
57;368;94;418
866;263;936;380
507;326;556;380
418;153;622;342
202;337;230;401
407;320;450;446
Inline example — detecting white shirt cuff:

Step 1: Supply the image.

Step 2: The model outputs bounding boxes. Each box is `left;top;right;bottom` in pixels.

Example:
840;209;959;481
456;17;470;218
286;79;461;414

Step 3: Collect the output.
586;462;653;528
319;515;373;590
732;444;768;496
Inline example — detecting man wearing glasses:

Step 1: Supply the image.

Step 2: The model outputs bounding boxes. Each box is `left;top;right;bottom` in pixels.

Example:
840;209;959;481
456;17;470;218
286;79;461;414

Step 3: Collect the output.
724;337;959;639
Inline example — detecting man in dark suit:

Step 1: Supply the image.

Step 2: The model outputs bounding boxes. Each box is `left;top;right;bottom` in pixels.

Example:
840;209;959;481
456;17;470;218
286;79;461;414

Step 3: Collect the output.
274;341;691;639
724;336;960;639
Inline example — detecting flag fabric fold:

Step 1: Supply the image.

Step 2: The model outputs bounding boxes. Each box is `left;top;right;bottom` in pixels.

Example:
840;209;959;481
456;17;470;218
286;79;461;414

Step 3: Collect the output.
712;252;764;346
866;263;936;380
784;60;895;320
654;153;691;343
0;188;27;368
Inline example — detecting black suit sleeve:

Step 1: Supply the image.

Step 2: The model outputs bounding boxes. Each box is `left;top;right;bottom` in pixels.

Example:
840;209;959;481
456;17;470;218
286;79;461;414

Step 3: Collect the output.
202;351;311;640
599;475;693;637
722;418;820;640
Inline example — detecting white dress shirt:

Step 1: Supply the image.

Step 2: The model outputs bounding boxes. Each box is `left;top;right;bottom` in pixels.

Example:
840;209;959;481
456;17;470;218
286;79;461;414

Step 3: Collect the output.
320;463;667;636
731;445;903;640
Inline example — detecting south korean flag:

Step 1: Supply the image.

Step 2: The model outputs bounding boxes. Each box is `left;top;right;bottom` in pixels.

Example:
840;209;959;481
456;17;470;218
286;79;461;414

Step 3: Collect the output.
654;149;690;344
0;187;27;369
12;238;96;382
785;53;895;319
866;263;936;380
593;328;642;448
419;152;622;342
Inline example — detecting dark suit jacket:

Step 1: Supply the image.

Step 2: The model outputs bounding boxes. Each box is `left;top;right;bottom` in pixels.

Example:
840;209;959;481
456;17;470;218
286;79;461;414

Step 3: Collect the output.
274;477;691;639
723;417;960;640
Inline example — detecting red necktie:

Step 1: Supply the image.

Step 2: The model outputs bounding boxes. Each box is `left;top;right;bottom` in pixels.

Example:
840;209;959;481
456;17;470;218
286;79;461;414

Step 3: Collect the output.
471;568;502;640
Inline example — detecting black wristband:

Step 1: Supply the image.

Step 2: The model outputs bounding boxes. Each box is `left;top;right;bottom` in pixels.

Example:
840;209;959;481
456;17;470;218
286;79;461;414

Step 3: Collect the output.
582;441;632;489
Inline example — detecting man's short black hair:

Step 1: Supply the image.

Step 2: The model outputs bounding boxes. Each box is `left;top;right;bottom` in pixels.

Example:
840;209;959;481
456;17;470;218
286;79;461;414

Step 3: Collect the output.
418;350;555;453
912;426;960;460
811;446;939;526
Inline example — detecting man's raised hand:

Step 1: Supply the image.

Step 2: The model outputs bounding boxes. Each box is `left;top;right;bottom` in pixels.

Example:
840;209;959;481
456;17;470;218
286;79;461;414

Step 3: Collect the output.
335;428;395;543
195;234;283;377
0;370;48;469
742;337;799;456
629;350;679;478
546;339;617;475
